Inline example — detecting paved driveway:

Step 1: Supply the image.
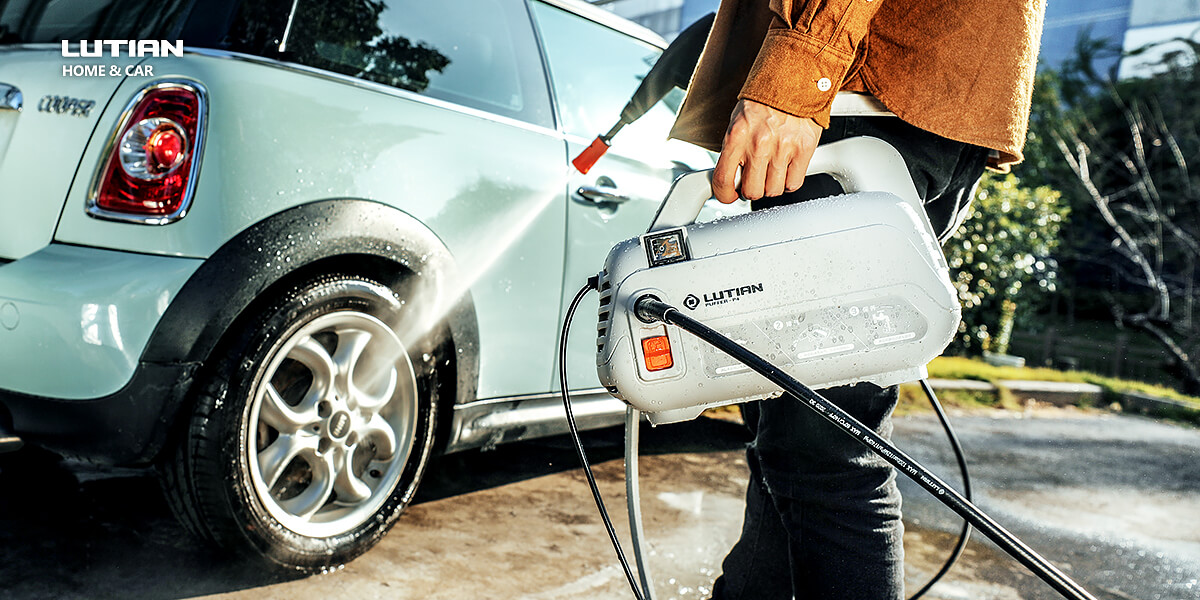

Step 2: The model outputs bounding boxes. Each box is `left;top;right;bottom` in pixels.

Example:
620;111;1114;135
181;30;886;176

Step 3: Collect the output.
0;408;1196;599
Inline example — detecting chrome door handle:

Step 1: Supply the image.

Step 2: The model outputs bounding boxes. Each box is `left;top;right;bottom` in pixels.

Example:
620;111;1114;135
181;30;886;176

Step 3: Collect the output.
575;185;630;205
0;83;22;112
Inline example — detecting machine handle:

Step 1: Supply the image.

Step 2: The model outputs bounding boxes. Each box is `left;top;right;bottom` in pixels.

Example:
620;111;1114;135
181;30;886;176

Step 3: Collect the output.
647;136;920;232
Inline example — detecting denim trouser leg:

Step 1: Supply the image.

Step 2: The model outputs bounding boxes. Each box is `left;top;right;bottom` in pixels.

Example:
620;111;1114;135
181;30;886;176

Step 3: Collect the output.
712;388;905;600
710;418;790;599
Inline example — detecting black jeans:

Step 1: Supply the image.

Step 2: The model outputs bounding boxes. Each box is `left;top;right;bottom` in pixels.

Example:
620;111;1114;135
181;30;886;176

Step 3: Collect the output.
710;117;988;600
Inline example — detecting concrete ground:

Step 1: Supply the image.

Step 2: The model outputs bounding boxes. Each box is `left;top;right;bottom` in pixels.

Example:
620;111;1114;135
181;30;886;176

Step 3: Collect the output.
0;407;1196;599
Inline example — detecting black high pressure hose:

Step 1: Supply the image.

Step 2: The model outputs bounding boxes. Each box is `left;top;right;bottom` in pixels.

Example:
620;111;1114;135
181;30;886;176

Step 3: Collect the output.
559;278;647;600
562;280;972;600
633;295;1099;600
911;379;974;600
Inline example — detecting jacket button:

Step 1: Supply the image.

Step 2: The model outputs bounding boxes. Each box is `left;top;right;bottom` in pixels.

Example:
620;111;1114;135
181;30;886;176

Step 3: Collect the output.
817;77;833;92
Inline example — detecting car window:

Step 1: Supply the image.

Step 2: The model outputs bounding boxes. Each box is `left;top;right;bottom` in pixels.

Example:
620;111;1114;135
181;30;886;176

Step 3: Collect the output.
0;0;193;44
530;1;679;151
222;0;552;128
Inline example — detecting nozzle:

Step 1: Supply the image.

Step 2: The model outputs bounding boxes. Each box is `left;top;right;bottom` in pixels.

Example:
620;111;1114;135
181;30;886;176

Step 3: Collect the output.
572;136;611;174
572;121;627;174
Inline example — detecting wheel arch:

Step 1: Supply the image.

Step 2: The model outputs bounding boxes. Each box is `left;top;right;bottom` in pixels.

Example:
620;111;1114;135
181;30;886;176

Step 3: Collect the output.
147;198;480;443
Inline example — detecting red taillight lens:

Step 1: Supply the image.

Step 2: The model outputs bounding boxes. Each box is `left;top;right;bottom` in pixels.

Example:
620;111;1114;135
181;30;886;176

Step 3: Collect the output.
119;117;188;180
91;84;204;222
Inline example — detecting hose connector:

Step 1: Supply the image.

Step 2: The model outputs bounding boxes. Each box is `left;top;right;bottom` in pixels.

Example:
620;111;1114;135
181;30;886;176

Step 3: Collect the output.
634;295;672;324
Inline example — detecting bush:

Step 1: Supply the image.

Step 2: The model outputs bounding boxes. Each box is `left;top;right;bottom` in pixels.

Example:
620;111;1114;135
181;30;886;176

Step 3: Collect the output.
945;173;1068;355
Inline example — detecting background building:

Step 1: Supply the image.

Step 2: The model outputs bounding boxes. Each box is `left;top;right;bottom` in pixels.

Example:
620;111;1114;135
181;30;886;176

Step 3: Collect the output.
1120;0;1200;78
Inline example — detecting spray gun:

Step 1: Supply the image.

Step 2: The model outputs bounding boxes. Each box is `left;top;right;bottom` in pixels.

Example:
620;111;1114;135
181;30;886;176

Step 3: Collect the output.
571;13;714;175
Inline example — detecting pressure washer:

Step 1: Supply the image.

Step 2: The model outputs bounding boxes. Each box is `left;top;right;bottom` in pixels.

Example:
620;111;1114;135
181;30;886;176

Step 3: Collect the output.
556;14;1099;600
559;138;1098;600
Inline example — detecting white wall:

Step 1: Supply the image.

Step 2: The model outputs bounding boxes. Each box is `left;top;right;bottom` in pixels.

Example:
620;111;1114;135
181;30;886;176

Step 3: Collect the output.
1119;20;1200;78
1128;0;1200;27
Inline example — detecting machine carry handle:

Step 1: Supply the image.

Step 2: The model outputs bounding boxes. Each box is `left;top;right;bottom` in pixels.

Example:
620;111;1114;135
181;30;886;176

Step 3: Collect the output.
647;136;920;233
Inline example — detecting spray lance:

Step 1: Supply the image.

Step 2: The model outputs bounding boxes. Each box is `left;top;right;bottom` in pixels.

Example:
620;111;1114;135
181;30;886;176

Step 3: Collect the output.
557;16;1100;600
571;13;714;175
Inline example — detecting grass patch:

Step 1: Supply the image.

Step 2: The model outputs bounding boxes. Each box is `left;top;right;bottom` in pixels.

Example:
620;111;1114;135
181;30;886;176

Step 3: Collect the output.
900;356;1200;425
707;356;1200;425
927;356;1200;408
896;384;999;416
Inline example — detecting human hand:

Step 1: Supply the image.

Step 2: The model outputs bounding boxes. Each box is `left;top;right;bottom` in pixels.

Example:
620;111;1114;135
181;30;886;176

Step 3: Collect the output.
712;99;823;203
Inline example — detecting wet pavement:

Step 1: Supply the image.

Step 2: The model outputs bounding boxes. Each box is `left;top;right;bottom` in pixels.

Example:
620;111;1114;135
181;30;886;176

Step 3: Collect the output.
0;407;1196;599
896;408;1200;600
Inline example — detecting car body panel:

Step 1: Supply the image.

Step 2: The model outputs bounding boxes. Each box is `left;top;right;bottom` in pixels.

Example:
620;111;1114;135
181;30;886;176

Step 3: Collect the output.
0;49;139;260
0;243;201;398
52;53;568;400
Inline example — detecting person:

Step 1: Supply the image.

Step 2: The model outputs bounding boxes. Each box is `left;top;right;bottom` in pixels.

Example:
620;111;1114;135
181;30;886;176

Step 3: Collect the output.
667;1;1047;598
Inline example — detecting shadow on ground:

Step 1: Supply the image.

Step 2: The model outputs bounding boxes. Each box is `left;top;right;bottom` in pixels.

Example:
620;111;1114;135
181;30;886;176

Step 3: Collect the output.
0;417;750;599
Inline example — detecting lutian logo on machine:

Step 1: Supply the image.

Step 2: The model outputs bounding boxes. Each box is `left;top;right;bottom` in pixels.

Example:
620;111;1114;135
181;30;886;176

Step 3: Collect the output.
690;283;764;309
61;40;183;58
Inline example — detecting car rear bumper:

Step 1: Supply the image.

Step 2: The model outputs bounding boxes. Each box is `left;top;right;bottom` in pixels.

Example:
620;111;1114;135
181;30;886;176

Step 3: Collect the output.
0;361;197;464
0;244;201;399
0;244;203;463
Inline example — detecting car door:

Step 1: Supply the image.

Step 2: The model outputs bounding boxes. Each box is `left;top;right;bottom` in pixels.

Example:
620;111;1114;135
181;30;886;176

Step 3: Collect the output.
530;1;748;391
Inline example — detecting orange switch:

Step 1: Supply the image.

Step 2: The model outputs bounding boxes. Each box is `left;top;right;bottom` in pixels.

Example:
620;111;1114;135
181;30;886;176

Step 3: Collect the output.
641;335;674;371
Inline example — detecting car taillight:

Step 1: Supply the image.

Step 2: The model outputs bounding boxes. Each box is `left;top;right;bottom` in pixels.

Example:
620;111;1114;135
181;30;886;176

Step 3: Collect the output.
88;81;206;224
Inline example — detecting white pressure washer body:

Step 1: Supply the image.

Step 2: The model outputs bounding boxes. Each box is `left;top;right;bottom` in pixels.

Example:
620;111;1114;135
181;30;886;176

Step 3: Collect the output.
596;137;961;424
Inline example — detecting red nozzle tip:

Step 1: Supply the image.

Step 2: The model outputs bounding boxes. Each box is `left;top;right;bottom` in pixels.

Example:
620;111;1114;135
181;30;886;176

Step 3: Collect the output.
572;137;611;174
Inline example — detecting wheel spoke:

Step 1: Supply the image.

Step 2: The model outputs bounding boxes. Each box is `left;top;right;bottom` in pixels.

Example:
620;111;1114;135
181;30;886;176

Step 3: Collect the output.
281;451;336;520
259;384;311;433
360;413;398;462
333;449;373;505
333;328;372;397
257;433;311;490
355;366;398;413
290;336;336;397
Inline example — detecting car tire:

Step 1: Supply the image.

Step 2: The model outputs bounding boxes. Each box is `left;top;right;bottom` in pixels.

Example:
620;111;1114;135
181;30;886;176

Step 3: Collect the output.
159;273;441;571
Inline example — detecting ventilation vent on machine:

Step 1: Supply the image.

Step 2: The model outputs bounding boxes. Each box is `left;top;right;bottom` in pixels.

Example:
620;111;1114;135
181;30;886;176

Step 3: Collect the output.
597;271;614;353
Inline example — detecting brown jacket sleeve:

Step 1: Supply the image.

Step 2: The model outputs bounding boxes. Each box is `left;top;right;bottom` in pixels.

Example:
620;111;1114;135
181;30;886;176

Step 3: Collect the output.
740;0;884;128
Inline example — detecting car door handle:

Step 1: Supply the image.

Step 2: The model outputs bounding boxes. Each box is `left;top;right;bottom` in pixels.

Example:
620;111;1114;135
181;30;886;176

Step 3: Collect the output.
0;83;22;112
575;185;630;206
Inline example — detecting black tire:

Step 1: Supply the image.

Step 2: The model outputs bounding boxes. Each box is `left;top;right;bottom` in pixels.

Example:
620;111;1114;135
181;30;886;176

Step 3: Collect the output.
159;274;441;571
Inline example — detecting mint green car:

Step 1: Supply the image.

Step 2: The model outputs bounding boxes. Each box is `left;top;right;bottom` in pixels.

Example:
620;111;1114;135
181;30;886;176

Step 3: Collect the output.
0;0;741;570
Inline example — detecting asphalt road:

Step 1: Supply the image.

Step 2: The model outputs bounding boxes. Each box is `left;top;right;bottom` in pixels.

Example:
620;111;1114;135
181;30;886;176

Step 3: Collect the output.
895;408;1200;600
0;407;1196;599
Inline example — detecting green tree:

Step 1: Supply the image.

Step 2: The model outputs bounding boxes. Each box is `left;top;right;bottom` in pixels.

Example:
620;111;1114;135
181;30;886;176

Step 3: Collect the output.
946;173;1067;355
1016;33;1200;392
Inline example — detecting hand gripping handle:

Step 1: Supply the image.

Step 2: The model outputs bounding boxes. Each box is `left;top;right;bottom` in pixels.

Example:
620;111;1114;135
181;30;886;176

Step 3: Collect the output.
647;136;920;233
